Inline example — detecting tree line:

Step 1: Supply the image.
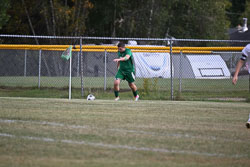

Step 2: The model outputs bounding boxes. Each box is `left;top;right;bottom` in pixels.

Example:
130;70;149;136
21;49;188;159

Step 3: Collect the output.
0;0;249;42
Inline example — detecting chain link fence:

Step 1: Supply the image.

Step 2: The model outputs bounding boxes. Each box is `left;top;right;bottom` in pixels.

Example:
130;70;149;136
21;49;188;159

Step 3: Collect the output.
0;35;249;101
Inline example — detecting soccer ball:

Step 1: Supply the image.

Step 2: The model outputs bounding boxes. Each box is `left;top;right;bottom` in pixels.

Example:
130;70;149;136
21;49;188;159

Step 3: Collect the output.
87;94;95;101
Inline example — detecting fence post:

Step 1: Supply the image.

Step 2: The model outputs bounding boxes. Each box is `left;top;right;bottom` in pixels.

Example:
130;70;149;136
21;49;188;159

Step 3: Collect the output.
80;38;84;97
69;55;72;100
38;49;42;89
104;49;107;91
179;51;183;93
24;49;27;77
230;53;234;79
77;51;80;77
170;40;174;100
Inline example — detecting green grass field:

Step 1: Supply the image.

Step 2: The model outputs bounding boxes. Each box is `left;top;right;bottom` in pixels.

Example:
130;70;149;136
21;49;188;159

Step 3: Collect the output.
0;76;250;101
0;97;250;167
0;76;249;90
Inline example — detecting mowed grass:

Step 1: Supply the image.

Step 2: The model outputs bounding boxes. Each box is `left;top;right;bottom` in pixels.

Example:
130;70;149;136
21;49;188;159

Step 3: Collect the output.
0;97;250;167
0;76;249;91
0;76;250;101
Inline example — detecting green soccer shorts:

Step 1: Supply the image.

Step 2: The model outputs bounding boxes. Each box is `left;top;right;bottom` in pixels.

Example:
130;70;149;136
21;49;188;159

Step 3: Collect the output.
115;70;136;83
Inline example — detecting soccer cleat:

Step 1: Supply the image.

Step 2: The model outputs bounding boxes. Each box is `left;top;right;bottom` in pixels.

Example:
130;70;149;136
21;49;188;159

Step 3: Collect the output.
134;95;139;101
115;97;120;101
246;122;250;129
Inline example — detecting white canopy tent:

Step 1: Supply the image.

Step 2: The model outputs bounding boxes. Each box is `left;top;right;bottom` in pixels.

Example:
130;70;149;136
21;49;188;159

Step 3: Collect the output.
186;55;231;79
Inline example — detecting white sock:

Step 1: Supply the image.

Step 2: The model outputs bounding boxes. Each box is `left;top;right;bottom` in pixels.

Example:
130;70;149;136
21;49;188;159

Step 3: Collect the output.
248;113;250;122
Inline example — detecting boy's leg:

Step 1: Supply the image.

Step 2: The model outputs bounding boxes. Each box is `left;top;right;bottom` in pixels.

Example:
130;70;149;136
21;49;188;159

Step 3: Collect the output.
128;82;139;101
114;70;124;100
128;82;138;95
126;72;139;100
114;79;120;100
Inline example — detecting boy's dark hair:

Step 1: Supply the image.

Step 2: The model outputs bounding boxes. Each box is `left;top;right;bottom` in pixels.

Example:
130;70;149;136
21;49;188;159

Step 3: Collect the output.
117;42;125;48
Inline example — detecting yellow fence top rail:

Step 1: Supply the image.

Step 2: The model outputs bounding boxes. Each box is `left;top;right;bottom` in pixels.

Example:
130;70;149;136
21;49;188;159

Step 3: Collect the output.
0;44;244;53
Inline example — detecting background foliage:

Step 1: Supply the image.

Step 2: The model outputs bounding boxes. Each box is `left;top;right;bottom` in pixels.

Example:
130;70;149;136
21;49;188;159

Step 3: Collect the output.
0;0;249;41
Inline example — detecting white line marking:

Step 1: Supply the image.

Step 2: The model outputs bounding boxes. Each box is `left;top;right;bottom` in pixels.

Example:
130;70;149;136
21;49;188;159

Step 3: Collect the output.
0;119;246;143
0;119;89;129
0;133;246;158
0;133;14;138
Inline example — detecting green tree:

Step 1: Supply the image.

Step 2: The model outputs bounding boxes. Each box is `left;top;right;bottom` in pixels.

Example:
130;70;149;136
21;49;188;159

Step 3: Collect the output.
1;0;234;41
242;0;250;20
85;0;116;37
86;0;170;38
0;0;10;30
87;0;231;40
1;0;41;36
117;0;170;38
40;0;93;38
2;0;93;40
227;0;246;27
167;0;231;40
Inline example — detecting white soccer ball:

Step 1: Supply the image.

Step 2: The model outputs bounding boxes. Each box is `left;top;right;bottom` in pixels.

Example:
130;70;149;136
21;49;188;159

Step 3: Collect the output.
87;94;95;101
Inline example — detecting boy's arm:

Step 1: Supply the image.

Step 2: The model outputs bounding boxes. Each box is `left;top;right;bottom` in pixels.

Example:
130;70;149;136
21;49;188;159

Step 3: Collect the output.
232;59;245;85
117;61;120;69
113;54;131;62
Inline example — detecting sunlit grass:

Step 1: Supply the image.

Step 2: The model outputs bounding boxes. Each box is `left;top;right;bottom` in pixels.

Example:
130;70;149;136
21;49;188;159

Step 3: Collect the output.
0;97;250;167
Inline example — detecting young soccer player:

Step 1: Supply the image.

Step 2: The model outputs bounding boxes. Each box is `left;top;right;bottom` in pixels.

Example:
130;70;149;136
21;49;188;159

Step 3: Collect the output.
113;42;139;101
232;44;250;128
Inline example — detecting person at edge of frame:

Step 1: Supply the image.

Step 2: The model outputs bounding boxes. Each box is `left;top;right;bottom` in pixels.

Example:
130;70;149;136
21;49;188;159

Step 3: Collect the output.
113;42;139;101
232;43;250;129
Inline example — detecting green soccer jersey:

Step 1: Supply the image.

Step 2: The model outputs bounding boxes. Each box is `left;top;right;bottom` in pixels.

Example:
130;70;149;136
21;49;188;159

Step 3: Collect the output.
118;48;134;72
